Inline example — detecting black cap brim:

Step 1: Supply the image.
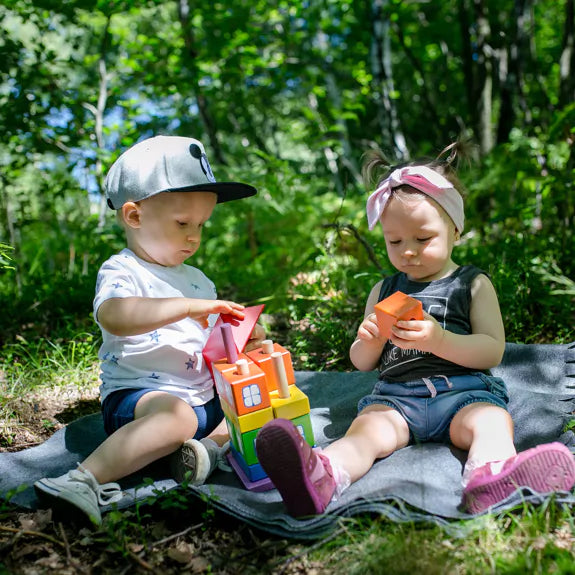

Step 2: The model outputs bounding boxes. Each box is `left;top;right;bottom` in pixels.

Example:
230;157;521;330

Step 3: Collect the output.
172;182;257;204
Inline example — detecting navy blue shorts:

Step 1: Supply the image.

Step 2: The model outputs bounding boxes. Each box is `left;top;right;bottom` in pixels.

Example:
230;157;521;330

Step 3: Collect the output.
357;372;509;444
101;388;225;438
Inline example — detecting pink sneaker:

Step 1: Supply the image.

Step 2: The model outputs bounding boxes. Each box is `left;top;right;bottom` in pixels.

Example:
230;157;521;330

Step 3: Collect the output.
256;418;336;517
463;442;575;514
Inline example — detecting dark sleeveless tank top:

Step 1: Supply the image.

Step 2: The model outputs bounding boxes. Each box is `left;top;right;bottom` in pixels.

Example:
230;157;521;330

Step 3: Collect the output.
377;265;487;382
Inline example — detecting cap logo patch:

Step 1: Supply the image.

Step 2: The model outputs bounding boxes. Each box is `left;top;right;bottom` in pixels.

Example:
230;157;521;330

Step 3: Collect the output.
189;143;216;183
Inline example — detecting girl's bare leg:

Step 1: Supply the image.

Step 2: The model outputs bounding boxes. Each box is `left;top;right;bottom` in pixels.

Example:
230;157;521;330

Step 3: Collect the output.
449;402;516;466
325;406;410;482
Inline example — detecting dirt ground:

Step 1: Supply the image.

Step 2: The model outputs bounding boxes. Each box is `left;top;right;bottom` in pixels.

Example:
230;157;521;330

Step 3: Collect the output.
0;385;325;575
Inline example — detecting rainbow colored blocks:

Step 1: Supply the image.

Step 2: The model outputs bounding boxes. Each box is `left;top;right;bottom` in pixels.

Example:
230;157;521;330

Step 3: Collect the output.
203;308;314;491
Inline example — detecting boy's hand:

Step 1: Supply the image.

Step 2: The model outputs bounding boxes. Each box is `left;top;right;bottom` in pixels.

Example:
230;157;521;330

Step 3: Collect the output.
357;313;385;344
244;323;266;352
390;311;444;353
188;299;245;328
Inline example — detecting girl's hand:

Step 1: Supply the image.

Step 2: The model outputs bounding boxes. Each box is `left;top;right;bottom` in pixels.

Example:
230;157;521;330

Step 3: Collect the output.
244;323;266;352
188;299;245;328
357;313;385;343
390;311;444;353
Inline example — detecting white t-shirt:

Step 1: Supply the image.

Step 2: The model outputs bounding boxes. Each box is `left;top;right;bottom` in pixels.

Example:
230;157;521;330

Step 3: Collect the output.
94;248;218;405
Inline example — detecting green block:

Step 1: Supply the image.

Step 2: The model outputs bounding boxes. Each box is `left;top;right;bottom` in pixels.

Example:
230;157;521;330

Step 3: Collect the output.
227;421;260;466
291;413;315;447
228;412;315;469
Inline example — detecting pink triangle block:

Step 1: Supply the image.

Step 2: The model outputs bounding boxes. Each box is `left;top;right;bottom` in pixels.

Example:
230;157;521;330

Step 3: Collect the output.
203;304;265;375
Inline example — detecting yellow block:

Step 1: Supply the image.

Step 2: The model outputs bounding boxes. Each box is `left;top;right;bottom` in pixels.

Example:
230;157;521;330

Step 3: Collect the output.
223;404;274;434
270;385;310;420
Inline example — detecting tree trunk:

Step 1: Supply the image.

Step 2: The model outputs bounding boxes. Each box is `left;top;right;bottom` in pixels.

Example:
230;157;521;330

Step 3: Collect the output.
496;0;534;143
0;178;22;294
459;0;476;132
370;0;409;160
473;0;494;155
559;0;575;107
559;0;575;261
85;15;111;230
324;73;363;187
308;92;343;196
496;46;514;144
178;0;226;165
393;20;441;130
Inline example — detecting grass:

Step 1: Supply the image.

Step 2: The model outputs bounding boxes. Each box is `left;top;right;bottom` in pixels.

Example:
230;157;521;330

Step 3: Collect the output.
1;332;99;390
307;503;575;574
0;334;100;447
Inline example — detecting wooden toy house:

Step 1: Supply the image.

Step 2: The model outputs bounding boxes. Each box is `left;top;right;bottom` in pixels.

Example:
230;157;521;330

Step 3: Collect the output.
203;306;314;491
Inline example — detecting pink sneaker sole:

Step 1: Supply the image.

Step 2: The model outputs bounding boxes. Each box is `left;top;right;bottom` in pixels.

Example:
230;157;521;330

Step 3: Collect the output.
463;442;575;514
256;419;335;517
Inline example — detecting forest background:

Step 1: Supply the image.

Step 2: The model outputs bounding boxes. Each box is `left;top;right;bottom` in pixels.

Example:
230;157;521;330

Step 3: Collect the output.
1;0;574;372
0;0;575;572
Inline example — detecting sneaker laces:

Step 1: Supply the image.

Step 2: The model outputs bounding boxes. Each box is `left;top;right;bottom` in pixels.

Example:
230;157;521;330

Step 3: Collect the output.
95;483;124;505
75;465;123;505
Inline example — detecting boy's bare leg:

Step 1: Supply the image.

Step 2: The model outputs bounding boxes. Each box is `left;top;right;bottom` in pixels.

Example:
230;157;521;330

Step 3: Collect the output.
206;418;229;447
81;392;199;484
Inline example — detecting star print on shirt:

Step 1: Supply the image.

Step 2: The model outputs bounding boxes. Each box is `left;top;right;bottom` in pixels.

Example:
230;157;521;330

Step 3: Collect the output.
103;354;119;365
150;373;160;380
190;283;200;290
112;282;123;289
150;330;160;343
185;357;195;370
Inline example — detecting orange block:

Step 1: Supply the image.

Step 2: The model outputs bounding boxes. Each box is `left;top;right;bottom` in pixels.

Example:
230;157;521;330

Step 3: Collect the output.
220;361;271;417
212;353;252;402
374;291;423;339
246;343;295;393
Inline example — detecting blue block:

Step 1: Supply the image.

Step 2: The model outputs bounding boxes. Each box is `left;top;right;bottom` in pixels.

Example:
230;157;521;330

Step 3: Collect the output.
230;446;268;482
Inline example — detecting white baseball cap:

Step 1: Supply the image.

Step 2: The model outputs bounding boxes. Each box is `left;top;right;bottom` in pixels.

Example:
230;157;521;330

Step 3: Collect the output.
105;135;257;209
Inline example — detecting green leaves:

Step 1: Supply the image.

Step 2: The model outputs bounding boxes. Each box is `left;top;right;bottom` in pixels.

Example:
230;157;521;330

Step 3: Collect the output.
0;0;573;358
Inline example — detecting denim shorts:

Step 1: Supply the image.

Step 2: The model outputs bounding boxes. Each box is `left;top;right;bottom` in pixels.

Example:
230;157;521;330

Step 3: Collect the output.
101;388;225;438
357;372;509;444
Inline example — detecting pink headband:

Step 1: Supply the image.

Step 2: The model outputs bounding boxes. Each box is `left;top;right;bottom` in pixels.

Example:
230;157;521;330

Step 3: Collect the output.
366;165;465;232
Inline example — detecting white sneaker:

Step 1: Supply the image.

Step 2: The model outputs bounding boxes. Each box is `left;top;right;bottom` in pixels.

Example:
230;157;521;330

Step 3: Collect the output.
34;466;123;526
170;438;220;485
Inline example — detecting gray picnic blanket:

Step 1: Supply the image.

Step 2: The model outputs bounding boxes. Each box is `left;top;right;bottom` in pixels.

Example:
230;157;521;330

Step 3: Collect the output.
1;342;574;540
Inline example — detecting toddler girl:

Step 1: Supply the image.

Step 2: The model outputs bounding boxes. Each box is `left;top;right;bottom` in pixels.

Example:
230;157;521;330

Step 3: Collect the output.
256;144;575;517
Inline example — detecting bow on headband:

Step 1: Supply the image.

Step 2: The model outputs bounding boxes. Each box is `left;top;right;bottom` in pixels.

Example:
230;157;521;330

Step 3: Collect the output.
366;165;465;232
